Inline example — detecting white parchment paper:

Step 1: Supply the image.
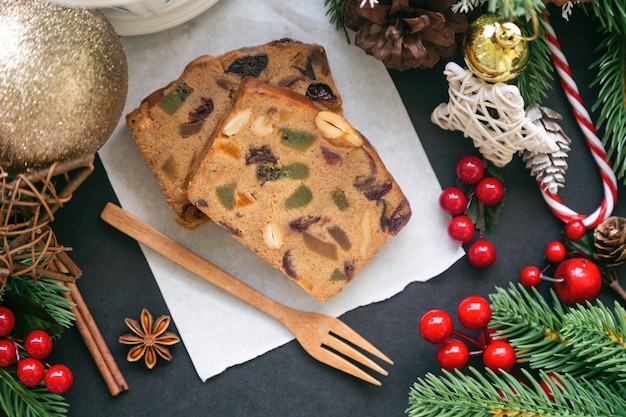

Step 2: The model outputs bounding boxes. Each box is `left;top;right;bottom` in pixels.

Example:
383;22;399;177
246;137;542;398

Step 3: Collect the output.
98;0;464;381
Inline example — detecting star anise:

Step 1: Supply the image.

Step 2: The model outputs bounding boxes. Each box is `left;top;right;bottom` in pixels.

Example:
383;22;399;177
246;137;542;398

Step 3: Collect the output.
119;308;180;369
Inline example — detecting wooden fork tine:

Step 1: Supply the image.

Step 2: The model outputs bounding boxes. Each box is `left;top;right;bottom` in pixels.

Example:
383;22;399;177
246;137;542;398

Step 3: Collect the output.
323;334;388;376
313;347;384;386
330;322;394;366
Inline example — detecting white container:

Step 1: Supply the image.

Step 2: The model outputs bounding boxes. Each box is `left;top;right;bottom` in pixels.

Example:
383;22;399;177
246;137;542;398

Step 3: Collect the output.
48;0;220;36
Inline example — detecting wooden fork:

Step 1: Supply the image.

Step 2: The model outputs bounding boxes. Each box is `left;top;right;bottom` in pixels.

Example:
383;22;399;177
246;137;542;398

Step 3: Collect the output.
100;203;393;385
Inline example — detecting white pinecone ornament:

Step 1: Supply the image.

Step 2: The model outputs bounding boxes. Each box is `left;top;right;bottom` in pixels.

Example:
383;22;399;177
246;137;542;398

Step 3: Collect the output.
522;105;571;194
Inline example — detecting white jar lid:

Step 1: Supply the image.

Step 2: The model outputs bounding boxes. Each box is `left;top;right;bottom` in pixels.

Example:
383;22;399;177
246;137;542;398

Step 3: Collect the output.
47;0;220;36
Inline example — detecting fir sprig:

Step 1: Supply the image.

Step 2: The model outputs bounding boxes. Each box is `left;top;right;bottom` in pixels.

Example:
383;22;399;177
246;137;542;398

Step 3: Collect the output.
489;284;626;383
407;367;626;417
589;32;626;184
512;16;554;107
0;369;68;417
3;276;74;336
580;0;626;33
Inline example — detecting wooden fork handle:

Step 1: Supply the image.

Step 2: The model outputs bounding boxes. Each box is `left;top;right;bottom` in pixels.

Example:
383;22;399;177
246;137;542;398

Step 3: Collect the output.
100;203;291;320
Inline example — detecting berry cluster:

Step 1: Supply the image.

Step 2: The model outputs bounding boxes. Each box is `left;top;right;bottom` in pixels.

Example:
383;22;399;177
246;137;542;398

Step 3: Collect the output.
519;219;603;305
439;155;504;268
0;306;73;394
419;295;516;372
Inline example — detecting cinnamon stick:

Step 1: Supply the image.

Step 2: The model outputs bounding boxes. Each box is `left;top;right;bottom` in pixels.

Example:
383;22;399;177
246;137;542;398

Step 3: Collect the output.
53;257;128;396
65;281;129;394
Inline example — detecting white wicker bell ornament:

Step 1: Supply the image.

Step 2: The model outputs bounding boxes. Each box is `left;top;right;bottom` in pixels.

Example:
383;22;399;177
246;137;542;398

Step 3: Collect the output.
431;62;558;167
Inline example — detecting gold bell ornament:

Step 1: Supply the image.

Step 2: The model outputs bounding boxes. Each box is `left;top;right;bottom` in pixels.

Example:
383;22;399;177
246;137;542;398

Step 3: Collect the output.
463;13;531;83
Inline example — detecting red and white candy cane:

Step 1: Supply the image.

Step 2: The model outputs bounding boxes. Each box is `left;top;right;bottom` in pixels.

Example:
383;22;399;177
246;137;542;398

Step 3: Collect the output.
540;17;618;229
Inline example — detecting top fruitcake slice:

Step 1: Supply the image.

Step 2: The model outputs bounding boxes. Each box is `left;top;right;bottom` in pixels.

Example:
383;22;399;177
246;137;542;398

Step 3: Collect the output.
126;39;343;230
187;78;411;302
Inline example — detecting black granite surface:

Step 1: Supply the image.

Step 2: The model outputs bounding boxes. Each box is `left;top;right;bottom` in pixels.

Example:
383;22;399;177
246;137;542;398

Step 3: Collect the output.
45;8;624;417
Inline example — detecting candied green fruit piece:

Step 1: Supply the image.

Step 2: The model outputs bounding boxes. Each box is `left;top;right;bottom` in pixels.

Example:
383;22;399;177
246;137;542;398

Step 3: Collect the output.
159;82;193;115
282;163;309;180
285;185;312;209
303;232;338;260
280;128;315;151
332;189;349;211
216;183;236;210
330;268;347;281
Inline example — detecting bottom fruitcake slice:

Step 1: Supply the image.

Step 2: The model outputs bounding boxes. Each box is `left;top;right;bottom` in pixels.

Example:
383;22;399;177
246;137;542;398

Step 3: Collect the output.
187;78;411;302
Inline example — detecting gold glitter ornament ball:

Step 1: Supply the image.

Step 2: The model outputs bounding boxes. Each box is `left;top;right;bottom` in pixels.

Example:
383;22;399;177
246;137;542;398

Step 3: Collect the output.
0;0;128;173
463;13;531;83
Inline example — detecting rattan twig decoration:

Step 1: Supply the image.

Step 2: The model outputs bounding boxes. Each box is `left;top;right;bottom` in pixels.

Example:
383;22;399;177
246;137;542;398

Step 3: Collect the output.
0;154;94;289
431;62;558;167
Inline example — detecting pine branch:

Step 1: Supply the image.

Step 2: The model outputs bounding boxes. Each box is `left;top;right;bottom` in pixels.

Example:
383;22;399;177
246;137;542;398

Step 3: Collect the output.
407;367;626;417
489;284;626;383
512;16;554;107
580;0;626;33
324;0;350;42
4;276;75;335
589;32;626;184
0;369;68;417
485;0;546;20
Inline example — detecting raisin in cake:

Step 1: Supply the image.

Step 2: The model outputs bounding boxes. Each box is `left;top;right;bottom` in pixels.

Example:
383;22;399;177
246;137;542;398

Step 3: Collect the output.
187;78;411;302
126;39;342;230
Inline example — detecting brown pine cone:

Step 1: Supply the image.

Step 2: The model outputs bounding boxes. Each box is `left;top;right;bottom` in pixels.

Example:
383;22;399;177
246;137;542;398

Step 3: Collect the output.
594;216;626;267
342;0;467;70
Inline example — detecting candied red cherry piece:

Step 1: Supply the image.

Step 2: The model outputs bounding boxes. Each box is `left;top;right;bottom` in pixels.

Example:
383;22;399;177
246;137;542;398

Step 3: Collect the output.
24;329;53;360
0;306;15;337
553;258;602;305
419;309;453;344
437;339;469;371
17;358;45;387
467;238;496;268
456;155;485;184
44;364;73;394
0;339;16;367
483;340;516;372
447;215;475;243
457;295;492;330
475;177;504;205
564;219;586;240
545;241;567;263
520;266;542;288
439;187;468;216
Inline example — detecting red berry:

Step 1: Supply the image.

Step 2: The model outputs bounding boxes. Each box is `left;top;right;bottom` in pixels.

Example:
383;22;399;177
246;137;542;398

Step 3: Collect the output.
419;310;453;344
467;239;496;268
456;155;485;184
436;339;469;371
44;364;73;394
457;295;492;330
17;358;45;387
520;266;542;288
24;330;53;360
545;241;567;263
475;177;504;205
439;187;468;216
477;328;507;348
0;339;16;367
564;219;586;240
0;307;15;337
447;215;475;243
482;340;516;372
539;373;565;402
553;258;602;305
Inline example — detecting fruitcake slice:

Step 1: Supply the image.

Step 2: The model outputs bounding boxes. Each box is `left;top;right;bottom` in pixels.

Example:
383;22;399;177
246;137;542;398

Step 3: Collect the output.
187;78;411;302
126;39;342;230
